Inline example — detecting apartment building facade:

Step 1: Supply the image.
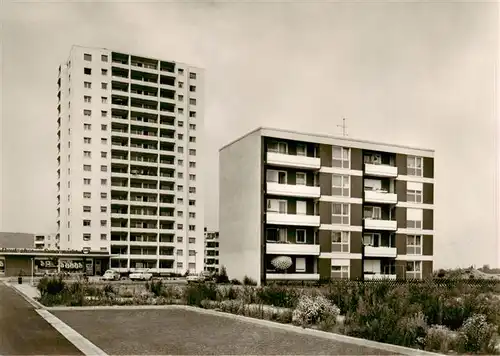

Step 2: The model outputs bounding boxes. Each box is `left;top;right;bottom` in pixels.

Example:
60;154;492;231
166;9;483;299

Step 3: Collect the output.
57;45;205;275
34;234;59;250
219;127;434;284
203;228;220;273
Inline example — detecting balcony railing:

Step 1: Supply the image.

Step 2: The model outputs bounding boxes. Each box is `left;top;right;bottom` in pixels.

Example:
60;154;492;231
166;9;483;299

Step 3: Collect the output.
364;190;398;204
364;218;398;231
266;182;320;198
266;212;320;227
364;163;398;178
364;273;397;280
266;242;320;255
266;273;320;281
267;152;320;170
364;245;397;258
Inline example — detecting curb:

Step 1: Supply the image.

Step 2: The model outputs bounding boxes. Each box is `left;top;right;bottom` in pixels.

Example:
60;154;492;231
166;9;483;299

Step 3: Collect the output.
46;304;443;356
4;281;45;310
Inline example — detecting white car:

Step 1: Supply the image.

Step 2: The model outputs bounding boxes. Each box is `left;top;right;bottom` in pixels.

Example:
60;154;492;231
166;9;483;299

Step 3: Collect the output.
102;269;120;281
129;269;153;281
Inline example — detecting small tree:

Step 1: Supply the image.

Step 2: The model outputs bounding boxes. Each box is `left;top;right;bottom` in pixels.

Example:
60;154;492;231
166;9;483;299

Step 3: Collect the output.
216;266;229;284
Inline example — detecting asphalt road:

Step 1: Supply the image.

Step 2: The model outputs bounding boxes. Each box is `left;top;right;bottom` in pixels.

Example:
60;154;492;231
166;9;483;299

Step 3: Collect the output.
54;309;396;355
0;283;82;356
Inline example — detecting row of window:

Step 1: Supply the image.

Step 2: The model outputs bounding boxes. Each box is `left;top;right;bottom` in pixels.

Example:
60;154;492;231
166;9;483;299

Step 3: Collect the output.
331;231;423;254
84;66;197;81
331;261;422;279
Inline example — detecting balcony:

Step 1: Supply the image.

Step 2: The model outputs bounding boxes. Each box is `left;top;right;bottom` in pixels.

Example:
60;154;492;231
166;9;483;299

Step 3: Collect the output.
266;273;320;281
267;152;320;170
266;242;320;256
364;246;397;258
266;182;320;199
364;190;398;204
364;218;397;231
364;273;397;280
364;164;398;178
266;212;320;227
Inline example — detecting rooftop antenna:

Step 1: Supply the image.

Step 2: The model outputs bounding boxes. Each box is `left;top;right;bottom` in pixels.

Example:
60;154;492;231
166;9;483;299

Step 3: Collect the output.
337;117;348;137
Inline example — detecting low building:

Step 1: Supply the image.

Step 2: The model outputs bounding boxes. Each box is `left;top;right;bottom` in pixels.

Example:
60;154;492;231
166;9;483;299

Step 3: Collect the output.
0;248;111;277
34;234;59;250
0;232;35;249
219;127;435;285
204;228;219;273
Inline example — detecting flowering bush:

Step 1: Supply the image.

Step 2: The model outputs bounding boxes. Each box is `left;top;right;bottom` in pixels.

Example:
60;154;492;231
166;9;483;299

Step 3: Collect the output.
456;314;499;354
424;325;458;353
292;294;340;329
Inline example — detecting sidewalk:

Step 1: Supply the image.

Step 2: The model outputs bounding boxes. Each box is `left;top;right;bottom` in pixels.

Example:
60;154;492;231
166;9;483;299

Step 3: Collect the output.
5;280;41;301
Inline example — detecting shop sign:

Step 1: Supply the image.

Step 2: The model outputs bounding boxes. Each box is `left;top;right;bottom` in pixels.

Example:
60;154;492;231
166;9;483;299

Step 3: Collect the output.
0;258;5;275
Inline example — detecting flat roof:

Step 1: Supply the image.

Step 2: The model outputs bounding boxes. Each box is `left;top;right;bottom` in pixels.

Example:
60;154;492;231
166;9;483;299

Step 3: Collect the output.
0;248;111;258
219;126;434;157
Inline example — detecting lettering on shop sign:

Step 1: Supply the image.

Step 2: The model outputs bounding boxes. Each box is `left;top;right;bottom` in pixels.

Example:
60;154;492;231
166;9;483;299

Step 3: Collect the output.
37;259;84;270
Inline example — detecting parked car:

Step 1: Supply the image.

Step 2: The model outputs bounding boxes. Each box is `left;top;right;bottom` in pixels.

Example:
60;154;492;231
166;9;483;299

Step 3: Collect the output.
129;269;153;281
102;269;120;281
186;271;215;283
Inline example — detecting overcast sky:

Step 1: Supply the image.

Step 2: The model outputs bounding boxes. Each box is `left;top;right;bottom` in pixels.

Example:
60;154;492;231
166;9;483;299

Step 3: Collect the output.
1;1;498;269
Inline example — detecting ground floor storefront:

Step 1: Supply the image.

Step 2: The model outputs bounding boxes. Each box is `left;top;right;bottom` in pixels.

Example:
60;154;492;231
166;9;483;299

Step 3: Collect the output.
0;249;111;277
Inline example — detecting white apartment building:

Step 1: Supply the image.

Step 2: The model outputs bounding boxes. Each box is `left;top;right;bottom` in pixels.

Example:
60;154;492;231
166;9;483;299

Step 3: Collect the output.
203;228;220;273
57;45;205;275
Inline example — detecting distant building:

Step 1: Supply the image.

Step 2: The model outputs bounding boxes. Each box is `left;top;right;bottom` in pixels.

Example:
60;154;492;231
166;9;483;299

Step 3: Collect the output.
219;127;435;285
204;228;219;273
34;234;59;250
0;232;35;249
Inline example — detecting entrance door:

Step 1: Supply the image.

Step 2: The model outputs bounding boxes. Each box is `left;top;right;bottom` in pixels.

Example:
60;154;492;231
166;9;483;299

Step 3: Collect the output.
95;260;102;275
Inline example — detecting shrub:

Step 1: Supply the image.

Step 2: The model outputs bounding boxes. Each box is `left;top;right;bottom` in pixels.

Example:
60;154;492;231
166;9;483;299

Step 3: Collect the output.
215;266;229;284
230;278;241;285
456;314;499;354
256;284;298;308
291;294;340;330
217;285;239;301
424;325;458;353
38;275;66;296
161;284;184;300
145;280;163;297
243;276;257;286
185;282;217;306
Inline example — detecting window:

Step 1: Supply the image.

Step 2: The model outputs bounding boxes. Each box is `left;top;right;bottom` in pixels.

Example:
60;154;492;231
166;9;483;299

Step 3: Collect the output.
177;198;184;204
101;111;108;117
100;192;107;199
189;174;196;181
177;211;184;218
189;98;196;105
189;149;196;156
83;234;91;241
296;172;306;185
189;187;196;194
100;165;107;172
178;121;184;127
332;174;350;196
332;203;349;225
332;231;350;252
83;206;91;213
267;141;287;154
407;156;423;177
178;172;184;179
188;263;196;270
177;224;183;230
267;199;287;213
83;192;91;198
189;250;196;256
101;97;108;104
178;95;184;102
84;123;91;130
84;95;91;103
101;234;107;240
83;220;91;227
406;261;422;279
101;151;107;158
178;81;184;88
332;146;350;169
266;170;286;184
101;54;108;62
178;147;184;153
407;189;422;203
406;235;422;255
363;206;382;220
407;208;423;229
178;159;184;166
296;143;307;156
101;179;107;185
189;124;196;130
84;53;92;61
266;228;287;242
178;68;184;75
84;151;91;158
100;206;107;213
177;236;183;243
295;257;306;272
177;262;183;268
101;69;108;75
101;138;108;144
178;134;184;140
84;82;91;89
296;200;307;215
84;68;92;75
100;220;107;227
189;237;196;243
189;136;196;143
189;225;196;231
101;124;107;131
83;165;91;172
84;109;91;116
189;200;196;206
189;162;196;168
178;185;184;192
296;229;306;243
189;212;196;218
189;85;196;92
83;178;91;185
101;82;108;90
178;108;184;114
331;265;349;279
190;72;197;79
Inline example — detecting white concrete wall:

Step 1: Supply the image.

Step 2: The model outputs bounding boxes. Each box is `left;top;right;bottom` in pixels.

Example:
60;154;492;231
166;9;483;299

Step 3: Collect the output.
219;131;262;283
